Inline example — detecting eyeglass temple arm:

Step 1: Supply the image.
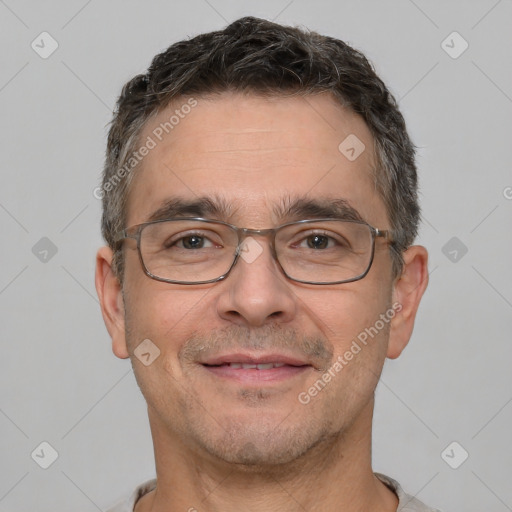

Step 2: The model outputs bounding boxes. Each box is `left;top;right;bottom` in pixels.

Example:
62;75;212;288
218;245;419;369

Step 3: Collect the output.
375;228;393;242
113;229;138;244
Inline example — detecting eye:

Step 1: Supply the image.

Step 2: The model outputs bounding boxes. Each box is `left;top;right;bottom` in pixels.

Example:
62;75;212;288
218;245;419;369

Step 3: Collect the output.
177;235;212;249
305;234;331;249
295;232;343;250
165;232;219;250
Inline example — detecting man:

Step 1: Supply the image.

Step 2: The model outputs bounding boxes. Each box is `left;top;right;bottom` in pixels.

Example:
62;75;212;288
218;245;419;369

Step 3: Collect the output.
96;16;439;512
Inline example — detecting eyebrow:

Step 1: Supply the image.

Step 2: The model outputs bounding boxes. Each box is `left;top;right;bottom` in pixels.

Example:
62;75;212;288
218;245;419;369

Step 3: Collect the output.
147;195;239;222
146;195;365;224
274;196;364;223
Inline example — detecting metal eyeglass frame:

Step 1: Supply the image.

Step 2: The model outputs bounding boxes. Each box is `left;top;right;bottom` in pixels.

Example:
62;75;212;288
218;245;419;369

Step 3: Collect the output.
114;217;393;286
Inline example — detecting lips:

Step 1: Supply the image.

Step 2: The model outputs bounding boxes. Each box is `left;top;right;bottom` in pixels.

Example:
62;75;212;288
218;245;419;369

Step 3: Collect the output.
201;353;310;368
225;362;286;369
200;353;312;383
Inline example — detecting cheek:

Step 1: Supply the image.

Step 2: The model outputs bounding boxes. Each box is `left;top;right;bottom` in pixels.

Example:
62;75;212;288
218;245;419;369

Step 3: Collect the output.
300;282;391;348
122;275;220;366
122;286;197;416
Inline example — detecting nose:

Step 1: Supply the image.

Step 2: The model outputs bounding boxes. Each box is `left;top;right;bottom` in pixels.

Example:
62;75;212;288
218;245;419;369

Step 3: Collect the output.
215;236;297;327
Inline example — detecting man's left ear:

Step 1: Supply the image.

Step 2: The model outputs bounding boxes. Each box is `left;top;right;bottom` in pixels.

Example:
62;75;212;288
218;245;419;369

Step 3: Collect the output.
387;245;429;359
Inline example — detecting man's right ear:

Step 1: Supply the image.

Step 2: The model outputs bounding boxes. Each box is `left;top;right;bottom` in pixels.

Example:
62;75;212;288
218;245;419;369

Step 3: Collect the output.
95;247;129;359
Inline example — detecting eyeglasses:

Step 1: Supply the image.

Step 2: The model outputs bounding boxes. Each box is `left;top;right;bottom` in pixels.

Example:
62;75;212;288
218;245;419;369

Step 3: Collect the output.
115;217;393;285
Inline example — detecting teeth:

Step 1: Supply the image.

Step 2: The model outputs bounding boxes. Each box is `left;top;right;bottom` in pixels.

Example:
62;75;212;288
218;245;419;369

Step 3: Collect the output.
228;362;287;370
254;363;274;370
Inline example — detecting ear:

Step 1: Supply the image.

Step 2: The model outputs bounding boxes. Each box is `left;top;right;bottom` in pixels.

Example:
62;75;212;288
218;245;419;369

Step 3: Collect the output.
387;245;429;359
95;246;129;359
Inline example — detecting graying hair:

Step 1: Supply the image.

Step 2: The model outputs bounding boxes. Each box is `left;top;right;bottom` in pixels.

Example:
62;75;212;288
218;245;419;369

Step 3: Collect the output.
101;16;420;280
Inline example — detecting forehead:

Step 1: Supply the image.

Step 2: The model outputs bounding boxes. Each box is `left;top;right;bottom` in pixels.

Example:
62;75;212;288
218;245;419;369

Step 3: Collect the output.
126;92;387;227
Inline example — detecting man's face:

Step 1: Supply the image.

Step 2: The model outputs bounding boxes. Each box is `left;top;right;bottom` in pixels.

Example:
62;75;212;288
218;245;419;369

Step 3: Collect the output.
120;92;396;466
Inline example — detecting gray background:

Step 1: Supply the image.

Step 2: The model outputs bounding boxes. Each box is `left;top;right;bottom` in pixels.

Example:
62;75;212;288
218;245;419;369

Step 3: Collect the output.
1;0;511;510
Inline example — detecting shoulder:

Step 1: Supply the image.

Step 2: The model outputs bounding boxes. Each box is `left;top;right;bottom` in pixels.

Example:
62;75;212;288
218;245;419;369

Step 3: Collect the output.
375;473;443;512
105;478;157;512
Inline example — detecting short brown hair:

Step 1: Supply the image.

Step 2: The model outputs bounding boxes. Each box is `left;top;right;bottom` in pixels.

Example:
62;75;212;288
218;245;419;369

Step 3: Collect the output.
101;16;420;280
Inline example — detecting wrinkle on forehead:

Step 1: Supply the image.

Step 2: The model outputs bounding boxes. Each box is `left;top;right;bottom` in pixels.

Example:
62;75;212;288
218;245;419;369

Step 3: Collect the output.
127;93;385;227
140;91;375;157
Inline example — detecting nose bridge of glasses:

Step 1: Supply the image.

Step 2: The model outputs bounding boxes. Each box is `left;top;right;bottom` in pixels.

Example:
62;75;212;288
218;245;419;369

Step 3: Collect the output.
239;226;276;238
240;227;280;247
235;227;279;260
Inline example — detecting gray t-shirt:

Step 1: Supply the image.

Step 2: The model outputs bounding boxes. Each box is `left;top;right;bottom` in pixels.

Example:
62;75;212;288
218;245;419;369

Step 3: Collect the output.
106;473;442;511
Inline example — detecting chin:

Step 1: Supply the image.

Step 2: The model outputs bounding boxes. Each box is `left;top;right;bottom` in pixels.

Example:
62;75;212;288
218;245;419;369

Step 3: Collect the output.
191;416;335;470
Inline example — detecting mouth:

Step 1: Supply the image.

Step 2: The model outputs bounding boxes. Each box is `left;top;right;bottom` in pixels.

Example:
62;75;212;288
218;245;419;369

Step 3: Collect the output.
200;354;313;383
215;362;288;369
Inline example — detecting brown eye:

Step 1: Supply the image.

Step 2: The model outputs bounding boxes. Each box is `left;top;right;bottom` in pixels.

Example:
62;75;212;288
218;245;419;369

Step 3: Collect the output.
180;235;206;249
306;235;329;249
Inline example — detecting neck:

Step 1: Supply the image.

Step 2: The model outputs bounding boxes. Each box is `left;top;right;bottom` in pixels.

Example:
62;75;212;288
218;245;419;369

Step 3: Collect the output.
135;399;398;512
